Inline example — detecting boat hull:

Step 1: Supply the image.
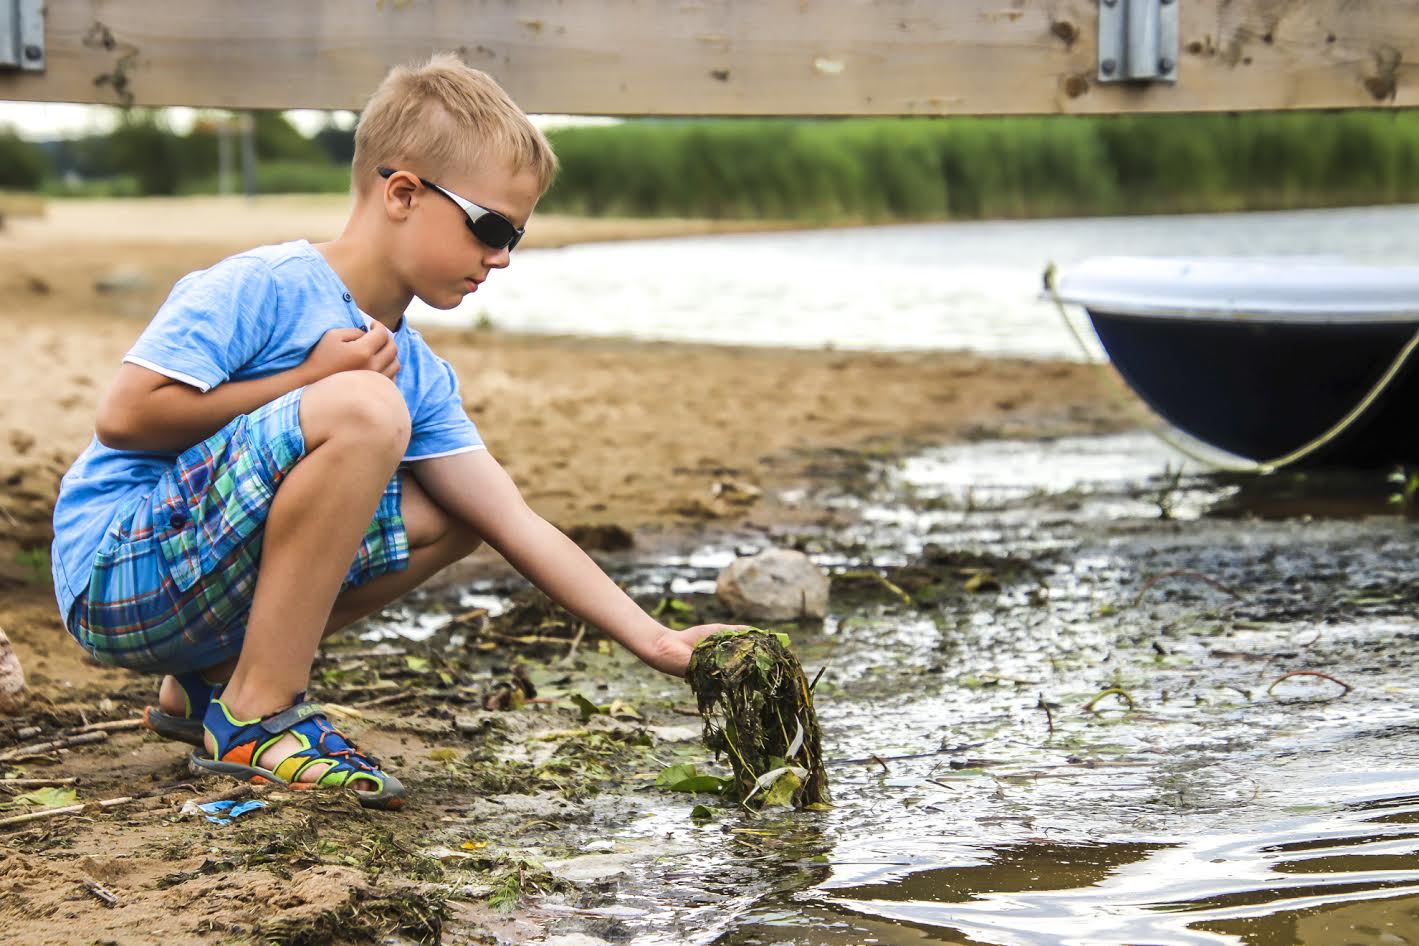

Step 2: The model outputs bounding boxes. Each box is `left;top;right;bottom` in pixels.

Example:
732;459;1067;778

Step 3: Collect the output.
1086;310;1419;468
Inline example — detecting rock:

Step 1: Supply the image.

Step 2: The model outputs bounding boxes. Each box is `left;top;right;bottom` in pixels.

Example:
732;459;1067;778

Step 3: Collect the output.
564;523;634;551
93;265;153;294
716;548;829;622
541;935;618;946
543;852;638;883
710;479;762;506
0;627;26;714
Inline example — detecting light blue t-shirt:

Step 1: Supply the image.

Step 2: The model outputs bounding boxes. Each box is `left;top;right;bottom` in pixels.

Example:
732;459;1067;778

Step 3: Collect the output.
51;240;484;624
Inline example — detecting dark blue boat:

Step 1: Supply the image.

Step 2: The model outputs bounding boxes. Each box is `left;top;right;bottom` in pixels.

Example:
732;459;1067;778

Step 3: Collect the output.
1052;257;1419;469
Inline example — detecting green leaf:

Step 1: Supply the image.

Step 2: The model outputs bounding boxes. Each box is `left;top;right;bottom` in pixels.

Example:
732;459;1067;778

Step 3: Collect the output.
404;655;430;673
11;787;78;809
568;693;607;723
655;763;698;789
690;804;715;821
655;763;729;794
760;769;803;808
677;775;730;793
652;597;696;618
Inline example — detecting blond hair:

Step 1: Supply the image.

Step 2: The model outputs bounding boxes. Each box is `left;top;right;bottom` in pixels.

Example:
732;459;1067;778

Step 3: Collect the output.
353;53;557;194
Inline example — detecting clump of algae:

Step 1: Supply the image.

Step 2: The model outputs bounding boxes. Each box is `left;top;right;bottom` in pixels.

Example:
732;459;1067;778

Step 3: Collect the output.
686;628;829;809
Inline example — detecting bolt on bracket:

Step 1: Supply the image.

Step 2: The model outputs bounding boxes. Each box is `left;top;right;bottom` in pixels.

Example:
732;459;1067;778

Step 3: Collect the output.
1098;0;1179;84
0;0;44;72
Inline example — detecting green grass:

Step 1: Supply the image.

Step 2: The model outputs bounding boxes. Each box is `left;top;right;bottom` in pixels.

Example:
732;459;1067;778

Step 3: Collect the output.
540;112;1419;221
19;111;1419;219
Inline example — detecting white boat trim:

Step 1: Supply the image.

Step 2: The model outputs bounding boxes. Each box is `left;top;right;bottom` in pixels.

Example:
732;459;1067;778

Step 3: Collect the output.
1051;256;1419;324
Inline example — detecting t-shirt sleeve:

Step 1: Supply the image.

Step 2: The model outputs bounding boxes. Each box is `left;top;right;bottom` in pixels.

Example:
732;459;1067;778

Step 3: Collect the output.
123;255;277;392
407;344;484;461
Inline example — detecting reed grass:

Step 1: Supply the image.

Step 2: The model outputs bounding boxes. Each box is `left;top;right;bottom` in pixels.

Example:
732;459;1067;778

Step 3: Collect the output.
542;112;1419;221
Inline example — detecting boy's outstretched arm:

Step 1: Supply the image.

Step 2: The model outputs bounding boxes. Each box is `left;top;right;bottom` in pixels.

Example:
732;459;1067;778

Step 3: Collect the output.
412;450;744;677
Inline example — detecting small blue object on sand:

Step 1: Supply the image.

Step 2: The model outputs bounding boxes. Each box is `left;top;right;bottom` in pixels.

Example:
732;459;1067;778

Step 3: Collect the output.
198;799;268;825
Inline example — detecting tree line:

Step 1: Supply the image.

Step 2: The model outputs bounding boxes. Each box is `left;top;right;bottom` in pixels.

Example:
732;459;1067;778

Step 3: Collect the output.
3;111;1418;221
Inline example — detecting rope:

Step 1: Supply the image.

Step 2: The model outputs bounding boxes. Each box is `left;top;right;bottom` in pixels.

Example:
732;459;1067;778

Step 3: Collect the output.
1043;262;1419;474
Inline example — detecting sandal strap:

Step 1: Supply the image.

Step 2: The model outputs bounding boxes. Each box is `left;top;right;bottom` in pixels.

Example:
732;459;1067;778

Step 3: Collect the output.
205;697;386;780
259;699;323;735
172;671;221;719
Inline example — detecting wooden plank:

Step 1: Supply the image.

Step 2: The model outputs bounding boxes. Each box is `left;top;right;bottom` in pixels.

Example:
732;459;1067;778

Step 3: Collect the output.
1;0;1416;115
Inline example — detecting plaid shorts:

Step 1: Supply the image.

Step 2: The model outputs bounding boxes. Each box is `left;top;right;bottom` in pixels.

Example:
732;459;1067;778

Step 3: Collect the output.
68;388;409;674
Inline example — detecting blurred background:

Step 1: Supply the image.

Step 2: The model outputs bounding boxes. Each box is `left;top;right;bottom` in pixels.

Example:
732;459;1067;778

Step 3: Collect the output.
5;105;1419;215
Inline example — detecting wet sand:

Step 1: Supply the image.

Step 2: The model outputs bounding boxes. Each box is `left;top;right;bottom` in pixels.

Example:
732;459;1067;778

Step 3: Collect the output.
0;196;1134;945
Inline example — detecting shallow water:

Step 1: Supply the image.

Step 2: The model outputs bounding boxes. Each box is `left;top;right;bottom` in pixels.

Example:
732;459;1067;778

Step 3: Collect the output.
409;204;1419;359
393;433;1419;945
642;437;1415;945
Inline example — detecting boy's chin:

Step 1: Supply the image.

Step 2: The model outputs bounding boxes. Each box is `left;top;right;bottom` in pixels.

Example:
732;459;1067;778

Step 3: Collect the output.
414;290;466;311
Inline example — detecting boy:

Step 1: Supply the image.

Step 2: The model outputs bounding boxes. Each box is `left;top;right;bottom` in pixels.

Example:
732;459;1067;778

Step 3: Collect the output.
50;54;743;810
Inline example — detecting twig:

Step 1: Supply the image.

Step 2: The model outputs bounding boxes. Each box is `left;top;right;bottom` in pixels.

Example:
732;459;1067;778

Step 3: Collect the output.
560;622;587;666
323;646;407;661
354;691;415;710
432;608;489;637
835;570;914;607
0;795;133;829
481;630;578;648
825;743;987;768
13;726;40;741
1133;569;1241;607
69;719;144;736
1267;669;1353;702
1083;687;1136;714
1036;693;1056;737
0;731;107;762
186;783;256;808
0;777;78;788
81;879;119;908
869;754;890;774
808;665;828;693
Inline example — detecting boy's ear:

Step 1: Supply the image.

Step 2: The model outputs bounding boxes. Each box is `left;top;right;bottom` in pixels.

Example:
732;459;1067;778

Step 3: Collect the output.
381;170;420;221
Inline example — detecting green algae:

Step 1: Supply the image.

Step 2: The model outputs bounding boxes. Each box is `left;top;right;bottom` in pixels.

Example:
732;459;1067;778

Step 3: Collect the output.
686;629;829;809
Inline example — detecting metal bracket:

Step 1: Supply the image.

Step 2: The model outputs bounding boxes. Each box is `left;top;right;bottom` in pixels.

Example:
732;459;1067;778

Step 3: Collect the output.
0;0;44;72
1098;0;1179;84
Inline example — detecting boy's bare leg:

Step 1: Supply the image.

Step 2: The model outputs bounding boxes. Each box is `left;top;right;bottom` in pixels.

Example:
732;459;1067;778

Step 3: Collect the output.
200;371;410;780
157;474;482;714
321;472;484;634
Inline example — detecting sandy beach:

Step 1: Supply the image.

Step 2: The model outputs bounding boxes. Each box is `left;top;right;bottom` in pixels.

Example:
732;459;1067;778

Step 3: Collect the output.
0;196;1134;945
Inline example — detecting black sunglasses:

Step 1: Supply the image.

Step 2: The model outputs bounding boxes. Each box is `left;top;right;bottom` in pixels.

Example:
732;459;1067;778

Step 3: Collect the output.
377;166;524;251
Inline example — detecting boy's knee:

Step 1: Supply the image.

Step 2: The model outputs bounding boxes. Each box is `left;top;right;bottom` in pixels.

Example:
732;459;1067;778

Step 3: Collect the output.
302;371;411;448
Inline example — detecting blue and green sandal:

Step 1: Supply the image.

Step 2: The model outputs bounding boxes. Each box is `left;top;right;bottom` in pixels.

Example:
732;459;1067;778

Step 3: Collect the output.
191;696;406;811
142;672;222;747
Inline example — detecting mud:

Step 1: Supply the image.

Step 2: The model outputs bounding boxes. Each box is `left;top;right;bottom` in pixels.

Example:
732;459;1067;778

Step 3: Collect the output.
5;431;1419;945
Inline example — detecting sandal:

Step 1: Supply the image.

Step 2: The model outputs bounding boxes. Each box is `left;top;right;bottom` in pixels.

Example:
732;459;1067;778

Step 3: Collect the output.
143;672;222;747
190;695;406;810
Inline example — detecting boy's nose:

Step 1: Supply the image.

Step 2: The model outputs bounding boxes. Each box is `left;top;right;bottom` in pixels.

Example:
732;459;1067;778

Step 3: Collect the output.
484;246;511;269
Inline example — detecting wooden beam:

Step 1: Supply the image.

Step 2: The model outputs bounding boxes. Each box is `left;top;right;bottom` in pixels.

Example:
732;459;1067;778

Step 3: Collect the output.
2;1;1416;115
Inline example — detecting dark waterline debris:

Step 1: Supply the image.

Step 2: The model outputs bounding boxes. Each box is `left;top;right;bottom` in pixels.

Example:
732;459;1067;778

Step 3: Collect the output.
686;628;830;809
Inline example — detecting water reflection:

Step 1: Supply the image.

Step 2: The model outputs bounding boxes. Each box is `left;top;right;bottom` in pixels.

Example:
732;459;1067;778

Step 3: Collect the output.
818;784;1419;946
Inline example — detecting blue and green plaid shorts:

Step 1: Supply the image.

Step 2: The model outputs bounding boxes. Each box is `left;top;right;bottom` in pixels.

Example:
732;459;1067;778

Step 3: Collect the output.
68;388;409;674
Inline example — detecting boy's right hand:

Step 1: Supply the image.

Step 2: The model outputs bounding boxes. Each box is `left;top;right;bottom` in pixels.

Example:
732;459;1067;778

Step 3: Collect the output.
303;325;401;382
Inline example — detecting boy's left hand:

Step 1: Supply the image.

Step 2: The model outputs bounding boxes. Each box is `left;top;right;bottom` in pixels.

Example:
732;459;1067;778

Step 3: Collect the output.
647;623;751;678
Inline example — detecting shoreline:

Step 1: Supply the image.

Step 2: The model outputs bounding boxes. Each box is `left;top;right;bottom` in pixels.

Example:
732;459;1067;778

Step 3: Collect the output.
0;194;1144;945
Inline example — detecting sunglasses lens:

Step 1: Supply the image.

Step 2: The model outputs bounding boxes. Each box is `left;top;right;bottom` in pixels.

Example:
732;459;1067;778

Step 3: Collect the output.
469;213;518;250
